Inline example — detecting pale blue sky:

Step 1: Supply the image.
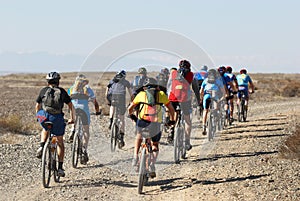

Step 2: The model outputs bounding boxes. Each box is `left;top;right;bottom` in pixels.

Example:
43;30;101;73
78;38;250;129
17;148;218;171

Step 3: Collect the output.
0;0;299;73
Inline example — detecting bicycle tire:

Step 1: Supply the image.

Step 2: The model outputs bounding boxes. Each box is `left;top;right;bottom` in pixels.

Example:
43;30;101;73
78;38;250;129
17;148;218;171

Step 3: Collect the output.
72;134;80;168
42;140;51;188
138;148;147;194
53;150;60;182
208;113;214;141
237;104;242;122
181;127;187;159
173;125;181;164
111;122;118;152
242;102;247;122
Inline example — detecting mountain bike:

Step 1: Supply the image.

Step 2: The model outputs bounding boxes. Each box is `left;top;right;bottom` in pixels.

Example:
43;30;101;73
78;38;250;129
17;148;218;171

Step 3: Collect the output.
110;99;123;152
237;90;247;122
137;127;154;194
173;105;186;164
207;95;221;141
41;121;60;188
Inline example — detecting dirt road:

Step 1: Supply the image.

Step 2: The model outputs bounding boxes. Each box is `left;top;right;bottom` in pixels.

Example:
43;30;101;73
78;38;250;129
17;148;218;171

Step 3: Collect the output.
1;97;299;201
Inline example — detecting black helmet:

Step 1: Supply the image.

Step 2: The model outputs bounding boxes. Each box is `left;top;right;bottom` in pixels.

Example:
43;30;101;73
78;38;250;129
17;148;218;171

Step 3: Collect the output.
179;60;191;69
143;77;157;88
138;67;147;75
46;72;60;81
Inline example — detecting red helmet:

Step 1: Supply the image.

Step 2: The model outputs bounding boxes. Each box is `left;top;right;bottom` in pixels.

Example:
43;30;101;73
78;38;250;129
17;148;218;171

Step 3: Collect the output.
226;66;233;73
240;68;247;74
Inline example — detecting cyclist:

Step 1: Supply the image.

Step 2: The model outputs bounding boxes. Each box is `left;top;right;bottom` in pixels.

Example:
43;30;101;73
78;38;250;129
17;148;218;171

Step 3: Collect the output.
191;65;208;111
68;74;101;164
36;72;75;177
105;70;132;148
128;77;175;177
167;59;194;150
236;68;255;111
200;69;228;135
132;67;148;97
155;67;169;93
225;66;238;122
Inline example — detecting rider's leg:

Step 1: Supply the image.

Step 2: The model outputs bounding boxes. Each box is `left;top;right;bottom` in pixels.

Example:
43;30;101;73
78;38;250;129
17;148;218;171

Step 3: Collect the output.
229;98;234;119
132;133;142;166
82;125;89;150
109;105;114;129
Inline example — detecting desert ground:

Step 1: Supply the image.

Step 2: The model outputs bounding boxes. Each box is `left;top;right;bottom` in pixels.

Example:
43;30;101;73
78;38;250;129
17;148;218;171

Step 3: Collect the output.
0;72;299;201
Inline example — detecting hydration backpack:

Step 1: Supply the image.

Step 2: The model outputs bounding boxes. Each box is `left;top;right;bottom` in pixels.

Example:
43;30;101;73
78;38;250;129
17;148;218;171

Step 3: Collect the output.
169;69;190;102
42;87;62;114
139;89;163;122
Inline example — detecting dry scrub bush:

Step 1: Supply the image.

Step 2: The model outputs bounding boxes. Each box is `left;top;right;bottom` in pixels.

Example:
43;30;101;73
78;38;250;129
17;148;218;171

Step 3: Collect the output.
279;115;300;160
0;114;37;134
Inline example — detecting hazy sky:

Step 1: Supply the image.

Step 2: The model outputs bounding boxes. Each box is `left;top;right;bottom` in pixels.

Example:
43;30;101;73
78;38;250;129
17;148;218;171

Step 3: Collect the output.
0;0;299;73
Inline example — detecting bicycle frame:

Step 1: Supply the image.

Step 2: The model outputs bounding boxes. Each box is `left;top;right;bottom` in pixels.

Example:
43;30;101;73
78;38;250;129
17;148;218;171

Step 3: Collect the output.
237;90;247;122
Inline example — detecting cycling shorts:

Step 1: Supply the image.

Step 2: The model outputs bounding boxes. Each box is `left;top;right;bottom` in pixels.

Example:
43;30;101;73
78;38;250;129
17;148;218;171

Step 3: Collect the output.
108;94;126;115
75;108;89;125
171;101;191;115
237;86;249;99
203;93;220;109
136;119;161;143
36;110;66;136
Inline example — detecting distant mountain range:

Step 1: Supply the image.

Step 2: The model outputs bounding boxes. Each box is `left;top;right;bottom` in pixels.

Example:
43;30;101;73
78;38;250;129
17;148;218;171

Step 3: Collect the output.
0;51;85;73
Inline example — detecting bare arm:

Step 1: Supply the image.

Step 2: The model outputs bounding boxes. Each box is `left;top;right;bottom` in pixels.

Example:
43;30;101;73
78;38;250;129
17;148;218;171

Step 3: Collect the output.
35;103;41;113
127;102;137;115
67;102;76;123
249;81;255;93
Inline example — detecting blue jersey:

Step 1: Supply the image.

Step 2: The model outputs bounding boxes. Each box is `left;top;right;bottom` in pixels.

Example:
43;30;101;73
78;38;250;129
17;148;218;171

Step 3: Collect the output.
236;74;252;86
194;70;208;81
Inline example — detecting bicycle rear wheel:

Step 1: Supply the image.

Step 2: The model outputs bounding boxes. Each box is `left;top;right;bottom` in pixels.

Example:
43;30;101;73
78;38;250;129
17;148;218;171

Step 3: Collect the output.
242;103;247;122
72;134;81;168
208;113;214;141
138;148;147;194
53;150;60;182
111;122;118;152
42;141;51;188
237;104;242;122
173;125;182;164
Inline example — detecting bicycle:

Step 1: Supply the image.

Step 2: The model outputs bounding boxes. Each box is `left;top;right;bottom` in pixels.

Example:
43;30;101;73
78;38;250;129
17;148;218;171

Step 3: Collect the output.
173;105;186;164
110;99;123;152
137;127;154;194
206;91;222;141
237;90;248;122
41;121;60;188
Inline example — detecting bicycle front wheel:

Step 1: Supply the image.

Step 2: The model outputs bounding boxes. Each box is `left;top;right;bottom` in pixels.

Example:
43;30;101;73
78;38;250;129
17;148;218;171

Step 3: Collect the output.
41;141;51;188
138;148;147;194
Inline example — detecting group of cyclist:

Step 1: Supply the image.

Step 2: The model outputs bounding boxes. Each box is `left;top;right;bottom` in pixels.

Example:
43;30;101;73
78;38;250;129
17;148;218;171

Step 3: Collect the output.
35;60;255;178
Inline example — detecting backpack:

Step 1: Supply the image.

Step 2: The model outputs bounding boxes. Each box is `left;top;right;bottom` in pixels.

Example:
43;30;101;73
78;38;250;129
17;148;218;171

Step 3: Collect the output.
42;87;62;114
169;69;190;102
139;89;163;122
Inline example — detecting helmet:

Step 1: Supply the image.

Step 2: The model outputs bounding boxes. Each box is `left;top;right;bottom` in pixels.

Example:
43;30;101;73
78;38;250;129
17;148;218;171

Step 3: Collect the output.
226;66;233;73
143;77;157;88
218;66;226;75
138;67;147;75
201;65;208;71
46;72;61;81
240;68;247;74
207;69;217;83
117;69;126;77
179;60;191;69
161;67;169;75
75;74;89;83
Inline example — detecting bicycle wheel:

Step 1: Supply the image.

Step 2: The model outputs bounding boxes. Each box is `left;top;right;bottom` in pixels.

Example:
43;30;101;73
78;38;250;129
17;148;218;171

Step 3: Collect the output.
242;101;247;122
53;150;60;182
237;104;242;122
42;141;51;188
72;134;81;168
208;113;214;141
173;125;181;164
111;121;118;152
138;148;147;194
